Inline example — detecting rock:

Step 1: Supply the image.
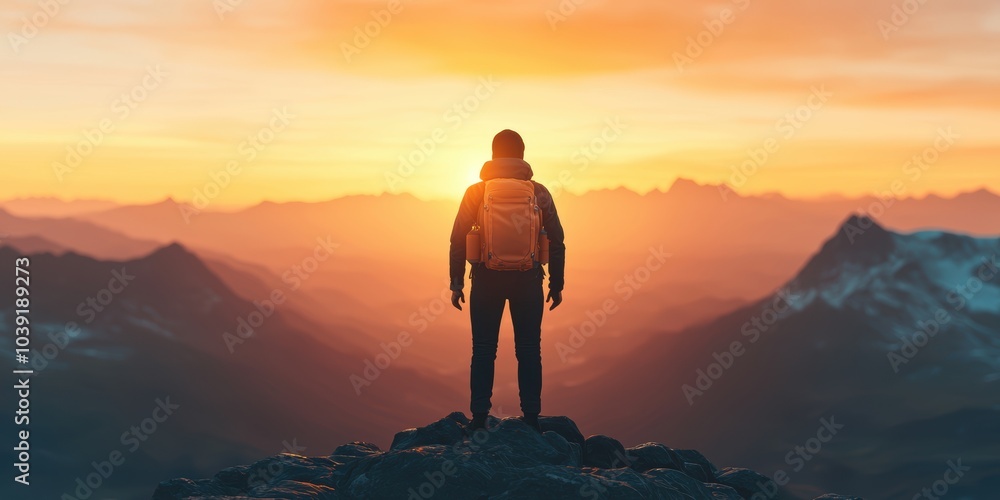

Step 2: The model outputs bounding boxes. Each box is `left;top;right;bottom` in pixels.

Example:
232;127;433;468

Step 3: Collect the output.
716;467;778;499
245;454;339;487
213;465;250;491
645;468;717;499
444;410;471;426
472;417;573;467
539;415;586;448
583;434;628;468
330;441;381;459
153;478;238;499
675;449;720;473
593;467;671;498
389;414;466;450
542;430;583;467
626;442;686;473
684;461;715;482
248;479;337;499
152;413;845;499
704;482;746;499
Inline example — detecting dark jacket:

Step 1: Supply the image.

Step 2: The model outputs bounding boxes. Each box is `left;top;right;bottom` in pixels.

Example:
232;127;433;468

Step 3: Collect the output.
449;158;566;292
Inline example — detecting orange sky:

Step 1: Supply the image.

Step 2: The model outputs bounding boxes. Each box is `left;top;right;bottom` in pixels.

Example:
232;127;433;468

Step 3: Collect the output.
1;0;998;205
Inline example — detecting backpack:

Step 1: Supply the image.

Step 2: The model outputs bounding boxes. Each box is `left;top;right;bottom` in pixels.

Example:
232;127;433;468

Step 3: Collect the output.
472;178;541;271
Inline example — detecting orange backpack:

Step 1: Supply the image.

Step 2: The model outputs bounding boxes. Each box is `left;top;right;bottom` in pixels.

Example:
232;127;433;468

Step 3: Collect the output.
467;178;542;271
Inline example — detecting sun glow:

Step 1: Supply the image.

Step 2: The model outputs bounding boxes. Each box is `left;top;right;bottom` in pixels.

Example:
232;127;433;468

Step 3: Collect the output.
1;0;998;204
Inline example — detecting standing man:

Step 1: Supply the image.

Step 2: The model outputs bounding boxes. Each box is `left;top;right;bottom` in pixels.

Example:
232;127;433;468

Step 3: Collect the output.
449;129;566;432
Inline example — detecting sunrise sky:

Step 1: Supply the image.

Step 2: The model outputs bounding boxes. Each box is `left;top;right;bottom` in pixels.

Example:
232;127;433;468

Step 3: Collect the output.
1;0;998;205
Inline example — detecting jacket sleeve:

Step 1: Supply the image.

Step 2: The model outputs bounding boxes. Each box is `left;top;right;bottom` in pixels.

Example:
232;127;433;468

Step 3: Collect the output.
535;183;566;292
449;183;482;291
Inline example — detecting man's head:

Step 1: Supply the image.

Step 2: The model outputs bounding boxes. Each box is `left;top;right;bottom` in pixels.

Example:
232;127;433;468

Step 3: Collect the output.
492;129;525;159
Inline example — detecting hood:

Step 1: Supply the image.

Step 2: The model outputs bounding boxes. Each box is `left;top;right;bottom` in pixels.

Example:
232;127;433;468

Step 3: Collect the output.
480;158;533;181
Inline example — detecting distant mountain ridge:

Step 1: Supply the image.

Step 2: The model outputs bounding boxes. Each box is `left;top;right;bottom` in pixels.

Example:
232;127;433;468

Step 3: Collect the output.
0;207;162;259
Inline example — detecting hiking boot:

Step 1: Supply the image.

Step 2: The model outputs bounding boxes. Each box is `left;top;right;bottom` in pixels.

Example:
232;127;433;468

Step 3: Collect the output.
521;413;541;433
468;413;488;432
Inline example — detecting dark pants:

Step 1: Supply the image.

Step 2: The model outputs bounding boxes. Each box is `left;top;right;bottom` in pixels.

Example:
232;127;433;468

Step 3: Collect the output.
469;265;544;415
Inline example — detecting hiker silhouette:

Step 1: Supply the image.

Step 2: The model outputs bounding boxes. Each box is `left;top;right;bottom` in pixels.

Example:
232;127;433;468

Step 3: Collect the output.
449;129;566;432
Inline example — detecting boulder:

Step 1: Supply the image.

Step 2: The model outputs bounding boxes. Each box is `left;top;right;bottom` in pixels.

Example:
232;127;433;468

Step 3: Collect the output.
716;467;778;499
389;414;466;450
539;415;586;448
583;434;629;468
626;442;687;473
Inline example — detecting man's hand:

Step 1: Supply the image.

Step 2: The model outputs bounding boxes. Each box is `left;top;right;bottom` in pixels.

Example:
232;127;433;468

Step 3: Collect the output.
451;290;466;311
546;290;563;311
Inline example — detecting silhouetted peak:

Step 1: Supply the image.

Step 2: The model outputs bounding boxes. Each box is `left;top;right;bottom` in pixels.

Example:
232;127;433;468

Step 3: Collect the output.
796;214;897;285
955;187;999;201
591;186;641;195
148;197;179;207
829;214;895;255
665;177;736;201
140;196;204;213
667;177;707;194
142;242;200;266
758;191;788;201
839;213;887;234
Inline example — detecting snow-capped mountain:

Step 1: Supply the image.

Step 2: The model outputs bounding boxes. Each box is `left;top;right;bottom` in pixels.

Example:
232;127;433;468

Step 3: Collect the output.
559;215;1000;499
787;215;1000;375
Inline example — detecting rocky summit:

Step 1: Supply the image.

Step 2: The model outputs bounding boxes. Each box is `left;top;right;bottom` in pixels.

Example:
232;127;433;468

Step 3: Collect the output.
153;413;859;499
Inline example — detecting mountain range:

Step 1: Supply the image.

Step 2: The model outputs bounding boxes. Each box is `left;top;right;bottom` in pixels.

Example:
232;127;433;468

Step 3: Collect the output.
2;184;999;498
